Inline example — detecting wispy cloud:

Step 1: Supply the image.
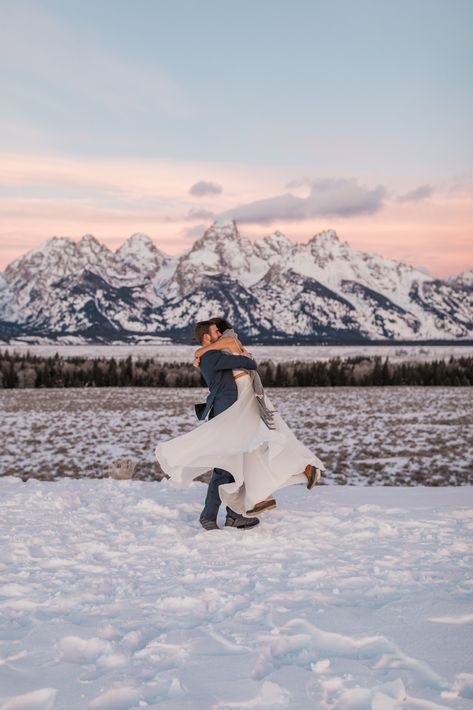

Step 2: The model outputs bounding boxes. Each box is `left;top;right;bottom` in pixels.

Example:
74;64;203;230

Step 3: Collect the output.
185;208;216;220
397;185;434;202
184;224;209;240
216;178;388;224
189;181;223;197
0;151;285;221
0;151;471;278
0;2;190;131
0;150;284;263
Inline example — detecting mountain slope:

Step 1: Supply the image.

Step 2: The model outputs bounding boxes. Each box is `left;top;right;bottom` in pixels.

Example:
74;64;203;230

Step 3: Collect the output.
0;221;471;343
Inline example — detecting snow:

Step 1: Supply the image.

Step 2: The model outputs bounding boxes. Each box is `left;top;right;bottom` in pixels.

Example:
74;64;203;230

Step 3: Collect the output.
0;478;472;708
1;222;472;341
4;343;473;363
450;269;473;286
115;234;170;279
1;386;471;486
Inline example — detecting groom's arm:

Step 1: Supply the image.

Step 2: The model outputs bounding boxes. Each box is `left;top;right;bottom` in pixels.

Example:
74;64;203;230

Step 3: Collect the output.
213;352;257;371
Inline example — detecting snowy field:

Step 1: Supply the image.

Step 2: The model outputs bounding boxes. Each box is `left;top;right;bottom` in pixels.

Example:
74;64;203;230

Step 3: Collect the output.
1;387;471;486
0;477;472;709
3;343;473;364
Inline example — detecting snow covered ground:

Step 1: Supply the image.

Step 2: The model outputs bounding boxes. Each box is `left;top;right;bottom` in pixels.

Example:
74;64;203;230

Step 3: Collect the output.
3;343;473;364
0;478;472;709
1;387;472;486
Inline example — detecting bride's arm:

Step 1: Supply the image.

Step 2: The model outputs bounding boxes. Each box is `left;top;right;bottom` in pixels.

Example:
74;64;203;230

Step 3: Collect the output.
233;336;252;357
194;336;242;358
221;329;252;357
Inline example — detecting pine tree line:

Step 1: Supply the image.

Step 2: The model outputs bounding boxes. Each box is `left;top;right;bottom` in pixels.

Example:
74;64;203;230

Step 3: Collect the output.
1;350;472;388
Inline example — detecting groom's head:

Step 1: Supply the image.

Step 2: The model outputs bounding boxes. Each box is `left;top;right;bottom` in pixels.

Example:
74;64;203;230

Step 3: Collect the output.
194;320;220;345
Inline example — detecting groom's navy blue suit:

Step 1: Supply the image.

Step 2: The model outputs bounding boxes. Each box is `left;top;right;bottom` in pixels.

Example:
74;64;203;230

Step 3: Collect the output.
196;350;257;521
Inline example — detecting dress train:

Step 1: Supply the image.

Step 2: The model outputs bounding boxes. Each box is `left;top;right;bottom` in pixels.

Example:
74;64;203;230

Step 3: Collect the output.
155;375;325;515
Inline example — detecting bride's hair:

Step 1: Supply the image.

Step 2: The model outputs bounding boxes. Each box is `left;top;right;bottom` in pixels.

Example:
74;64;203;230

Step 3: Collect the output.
209;317;232;333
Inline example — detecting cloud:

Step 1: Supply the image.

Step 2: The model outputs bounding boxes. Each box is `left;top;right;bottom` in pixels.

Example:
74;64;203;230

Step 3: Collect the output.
443;176;473;196
397;185;434;202
185;208;215;221
184;224;208;240
309;178;388;216
163;208;215;223
217;193;305;224
285;177;311;190
216;177;388;224
0;3;189;123
189;181;223;197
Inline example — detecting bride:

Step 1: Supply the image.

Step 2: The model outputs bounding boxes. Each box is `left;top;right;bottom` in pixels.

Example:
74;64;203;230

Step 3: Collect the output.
155;318;325;523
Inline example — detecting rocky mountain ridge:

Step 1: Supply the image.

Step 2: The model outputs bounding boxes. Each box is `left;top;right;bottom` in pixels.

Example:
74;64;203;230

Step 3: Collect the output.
0;221;471;343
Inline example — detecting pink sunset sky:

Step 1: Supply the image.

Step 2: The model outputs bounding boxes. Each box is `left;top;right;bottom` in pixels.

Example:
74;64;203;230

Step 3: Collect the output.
0;151;472;278
1;2;472;278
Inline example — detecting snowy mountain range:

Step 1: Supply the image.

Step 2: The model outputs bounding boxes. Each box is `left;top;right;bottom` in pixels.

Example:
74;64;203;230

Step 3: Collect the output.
0;220;472;344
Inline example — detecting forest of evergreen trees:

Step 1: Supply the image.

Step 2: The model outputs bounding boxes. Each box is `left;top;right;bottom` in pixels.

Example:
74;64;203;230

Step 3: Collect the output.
1;350;472;388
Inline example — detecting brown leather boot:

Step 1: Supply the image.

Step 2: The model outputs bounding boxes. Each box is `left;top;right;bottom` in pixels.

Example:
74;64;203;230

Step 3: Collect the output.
304;464;321;490
246;497;277;516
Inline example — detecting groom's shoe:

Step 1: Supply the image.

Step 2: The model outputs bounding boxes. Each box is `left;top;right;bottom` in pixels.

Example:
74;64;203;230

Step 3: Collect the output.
304;464;321;490
199;514;219;531
225;513;260;529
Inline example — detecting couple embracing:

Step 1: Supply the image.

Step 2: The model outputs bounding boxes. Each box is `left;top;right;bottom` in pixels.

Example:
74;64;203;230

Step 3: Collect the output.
155;317;325;530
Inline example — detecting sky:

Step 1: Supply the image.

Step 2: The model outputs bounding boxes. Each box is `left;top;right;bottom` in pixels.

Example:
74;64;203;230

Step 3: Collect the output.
0;0;472;277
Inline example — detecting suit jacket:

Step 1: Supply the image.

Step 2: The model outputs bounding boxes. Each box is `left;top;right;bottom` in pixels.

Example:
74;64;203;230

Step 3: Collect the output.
195;350;257;421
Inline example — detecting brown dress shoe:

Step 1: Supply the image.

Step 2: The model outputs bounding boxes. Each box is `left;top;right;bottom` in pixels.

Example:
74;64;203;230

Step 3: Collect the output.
246;497;277;516
304;464;321;490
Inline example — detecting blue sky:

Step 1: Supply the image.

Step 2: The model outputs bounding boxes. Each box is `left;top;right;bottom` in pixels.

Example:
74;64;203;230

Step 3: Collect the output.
0;0;472;275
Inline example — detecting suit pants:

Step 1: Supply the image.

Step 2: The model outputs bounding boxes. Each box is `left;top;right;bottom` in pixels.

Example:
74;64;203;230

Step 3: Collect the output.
201;392;239;521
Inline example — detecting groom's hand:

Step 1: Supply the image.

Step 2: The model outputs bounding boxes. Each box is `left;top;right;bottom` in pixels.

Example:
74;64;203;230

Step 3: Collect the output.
192;356;200;368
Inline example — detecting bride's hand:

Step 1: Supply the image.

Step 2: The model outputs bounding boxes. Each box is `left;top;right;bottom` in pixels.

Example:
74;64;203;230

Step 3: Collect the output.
192;356;200;367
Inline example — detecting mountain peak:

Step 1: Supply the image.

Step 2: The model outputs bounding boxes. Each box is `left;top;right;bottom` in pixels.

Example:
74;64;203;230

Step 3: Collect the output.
450;268;473;286
127;232;155;245
192;220;242;250
114;233;170;278
77;234;113;260
39;235;76;253
201;220;240;240
254;230;294;261
309;229;340;244
1;223;472;342
5;235;76;271
265;230;292;244
117;233;165;256
79;233;103;246
211;219;238;230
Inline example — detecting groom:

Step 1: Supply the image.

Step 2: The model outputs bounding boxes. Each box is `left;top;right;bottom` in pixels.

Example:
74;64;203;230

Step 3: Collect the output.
193;319;260;531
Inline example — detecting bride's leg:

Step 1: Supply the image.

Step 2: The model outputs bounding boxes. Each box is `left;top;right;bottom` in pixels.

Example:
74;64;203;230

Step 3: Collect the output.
242;447;279;511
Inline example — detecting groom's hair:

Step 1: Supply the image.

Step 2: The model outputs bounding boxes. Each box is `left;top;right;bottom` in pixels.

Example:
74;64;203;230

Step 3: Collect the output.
194;320;213;345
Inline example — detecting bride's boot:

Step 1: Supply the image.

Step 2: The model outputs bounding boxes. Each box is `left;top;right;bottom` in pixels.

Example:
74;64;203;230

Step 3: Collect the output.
304;464;321;490
246;497;277;515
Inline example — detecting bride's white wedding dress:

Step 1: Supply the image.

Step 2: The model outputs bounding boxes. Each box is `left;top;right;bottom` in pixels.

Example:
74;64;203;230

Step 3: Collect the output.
155;367;325;515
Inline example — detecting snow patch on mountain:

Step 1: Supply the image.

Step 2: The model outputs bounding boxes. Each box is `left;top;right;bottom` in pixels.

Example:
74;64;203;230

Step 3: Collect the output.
0;221;472;342
450;268;473;286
